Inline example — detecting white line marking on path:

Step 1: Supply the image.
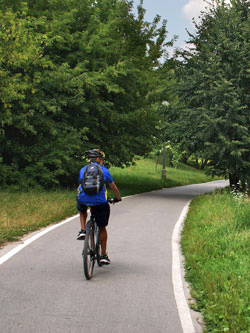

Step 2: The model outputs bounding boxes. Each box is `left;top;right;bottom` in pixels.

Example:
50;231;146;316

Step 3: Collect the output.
0;214;79;266
172;201;196;333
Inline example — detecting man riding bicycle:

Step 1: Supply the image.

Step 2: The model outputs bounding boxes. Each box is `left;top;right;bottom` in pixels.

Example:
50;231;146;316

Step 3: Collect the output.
76;149;122;265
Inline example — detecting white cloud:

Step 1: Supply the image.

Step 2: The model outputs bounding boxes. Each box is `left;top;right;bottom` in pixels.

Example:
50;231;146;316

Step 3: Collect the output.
183;0;208;22
183;0;231;24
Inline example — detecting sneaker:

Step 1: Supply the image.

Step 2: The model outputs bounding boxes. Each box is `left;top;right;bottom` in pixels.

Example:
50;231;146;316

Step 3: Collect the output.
77;230;86;240
100;254;111;265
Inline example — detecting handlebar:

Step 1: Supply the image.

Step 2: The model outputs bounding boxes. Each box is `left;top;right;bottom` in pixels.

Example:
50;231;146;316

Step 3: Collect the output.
108;198;121;204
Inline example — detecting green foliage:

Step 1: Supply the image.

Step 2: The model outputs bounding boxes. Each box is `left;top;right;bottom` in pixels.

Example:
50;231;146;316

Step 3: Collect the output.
181;189;250;332
0;0;173;188
0;6;87;188
171;0;250;191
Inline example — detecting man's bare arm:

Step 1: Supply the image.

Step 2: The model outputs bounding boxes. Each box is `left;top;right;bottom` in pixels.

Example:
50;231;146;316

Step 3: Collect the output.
109;182;122;201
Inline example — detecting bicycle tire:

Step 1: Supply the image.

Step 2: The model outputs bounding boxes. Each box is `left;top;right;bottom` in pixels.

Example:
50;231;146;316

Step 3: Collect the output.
95;227;102;267
83;229;95;280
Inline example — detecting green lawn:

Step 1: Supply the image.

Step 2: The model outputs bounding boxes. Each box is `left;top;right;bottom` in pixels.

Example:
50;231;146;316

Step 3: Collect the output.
109;158;218;196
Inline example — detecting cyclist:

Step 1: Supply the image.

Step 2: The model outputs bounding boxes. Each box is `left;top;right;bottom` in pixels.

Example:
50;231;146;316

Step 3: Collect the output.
76;149;122;265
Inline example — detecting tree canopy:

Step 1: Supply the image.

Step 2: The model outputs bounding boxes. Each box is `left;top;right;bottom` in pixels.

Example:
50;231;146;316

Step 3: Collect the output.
2;0;248;190
0;0;173;188
170;0;249;190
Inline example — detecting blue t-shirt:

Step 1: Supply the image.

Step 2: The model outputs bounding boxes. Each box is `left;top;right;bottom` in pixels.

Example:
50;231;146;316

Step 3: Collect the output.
77;162;113;205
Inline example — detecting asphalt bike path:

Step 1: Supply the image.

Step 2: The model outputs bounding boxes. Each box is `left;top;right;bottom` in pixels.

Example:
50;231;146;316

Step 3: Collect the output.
0;180;228;333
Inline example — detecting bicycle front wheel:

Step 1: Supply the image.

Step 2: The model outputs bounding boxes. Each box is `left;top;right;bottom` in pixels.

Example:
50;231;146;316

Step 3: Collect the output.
83;229;95;280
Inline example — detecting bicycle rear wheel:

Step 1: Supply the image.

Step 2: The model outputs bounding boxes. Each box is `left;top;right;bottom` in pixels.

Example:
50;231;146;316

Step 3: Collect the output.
83;229;95;280
95;227;102;267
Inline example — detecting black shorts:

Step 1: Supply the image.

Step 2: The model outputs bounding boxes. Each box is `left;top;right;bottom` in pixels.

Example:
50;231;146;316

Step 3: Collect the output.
77;202;110;228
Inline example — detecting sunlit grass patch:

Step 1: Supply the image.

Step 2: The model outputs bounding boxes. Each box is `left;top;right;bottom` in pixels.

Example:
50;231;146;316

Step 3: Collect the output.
0;190;77;245
109;158;218;196
181;190;250;332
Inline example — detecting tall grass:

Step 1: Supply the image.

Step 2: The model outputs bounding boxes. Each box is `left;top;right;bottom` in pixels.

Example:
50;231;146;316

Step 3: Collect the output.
0;158;217;246
0;190;76;245
181;189;250;332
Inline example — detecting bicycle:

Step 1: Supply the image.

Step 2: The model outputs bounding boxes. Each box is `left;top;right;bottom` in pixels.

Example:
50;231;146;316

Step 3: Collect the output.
82;198;118;280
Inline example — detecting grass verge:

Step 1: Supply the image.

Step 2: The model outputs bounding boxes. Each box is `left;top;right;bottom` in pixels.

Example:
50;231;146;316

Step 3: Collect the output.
0;190;76;246
0;158;218;247
181;189;250;332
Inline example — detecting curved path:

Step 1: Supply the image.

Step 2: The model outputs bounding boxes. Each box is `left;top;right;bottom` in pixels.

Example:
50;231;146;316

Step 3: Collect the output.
0;180;228;333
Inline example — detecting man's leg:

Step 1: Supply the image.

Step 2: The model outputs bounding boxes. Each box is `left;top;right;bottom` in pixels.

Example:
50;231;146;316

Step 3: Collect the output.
94;203;110;264
80;210;88;230
99;227;110;264
77;206;88;240
99;227;107;255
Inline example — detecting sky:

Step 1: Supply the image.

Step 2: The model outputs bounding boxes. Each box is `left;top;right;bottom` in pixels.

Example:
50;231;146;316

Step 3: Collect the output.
132;0;211;52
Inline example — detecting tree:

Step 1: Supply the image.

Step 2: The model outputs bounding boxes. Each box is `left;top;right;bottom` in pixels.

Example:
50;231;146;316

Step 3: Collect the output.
173;0;250;190
0;5;88;188
0;0;173;188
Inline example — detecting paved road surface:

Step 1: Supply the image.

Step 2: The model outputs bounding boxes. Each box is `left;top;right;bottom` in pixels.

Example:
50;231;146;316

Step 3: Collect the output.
0;180;228;333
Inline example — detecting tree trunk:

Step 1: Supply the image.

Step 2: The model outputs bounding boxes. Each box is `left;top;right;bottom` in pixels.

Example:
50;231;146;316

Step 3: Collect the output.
200;159;208;169
155;155;160;174
229;173;240;190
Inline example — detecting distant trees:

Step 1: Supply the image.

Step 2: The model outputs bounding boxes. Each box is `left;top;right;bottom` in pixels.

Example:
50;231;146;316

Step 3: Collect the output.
170;0;250;190
0;0;173;188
